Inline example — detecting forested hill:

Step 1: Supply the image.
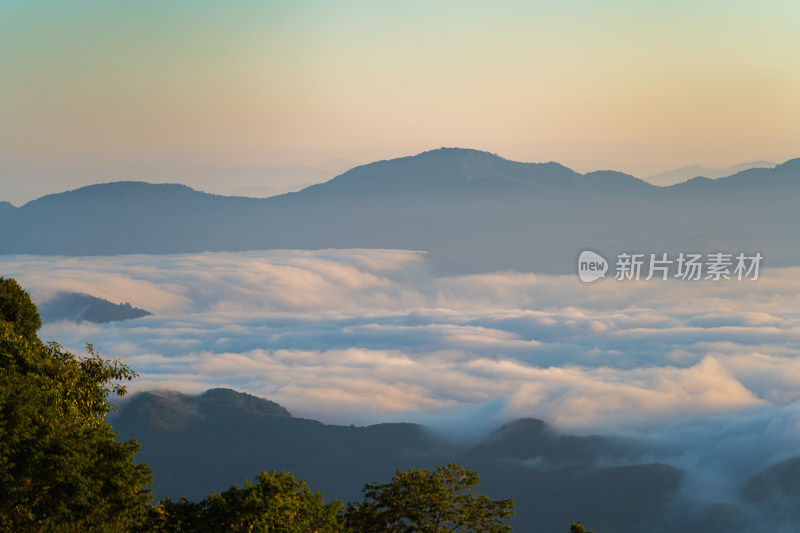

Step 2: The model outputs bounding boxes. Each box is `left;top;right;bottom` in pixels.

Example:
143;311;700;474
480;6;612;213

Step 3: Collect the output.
113;387;766;532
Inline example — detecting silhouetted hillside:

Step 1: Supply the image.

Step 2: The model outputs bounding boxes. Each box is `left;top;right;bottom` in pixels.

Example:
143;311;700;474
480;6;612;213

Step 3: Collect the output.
38;292;151;323
645;160;776;186
112;387;762;532
112;389;441;506
465;417;640;466
2;148;798;274
743;456;800;523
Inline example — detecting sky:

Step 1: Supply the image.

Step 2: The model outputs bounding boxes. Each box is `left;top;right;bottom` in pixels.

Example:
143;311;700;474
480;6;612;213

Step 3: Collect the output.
2;1;800;204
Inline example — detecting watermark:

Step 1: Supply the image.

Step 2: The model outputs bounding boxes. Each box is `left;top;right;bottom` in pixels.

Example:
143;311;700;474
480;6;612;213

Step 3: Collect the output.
577;250;763;283
577;250;609;283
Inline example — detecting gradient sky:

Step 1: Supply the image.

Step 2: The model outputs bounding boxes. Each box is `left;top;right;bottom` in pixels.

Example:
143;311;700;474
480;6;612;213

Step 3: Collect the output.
2;1;799;203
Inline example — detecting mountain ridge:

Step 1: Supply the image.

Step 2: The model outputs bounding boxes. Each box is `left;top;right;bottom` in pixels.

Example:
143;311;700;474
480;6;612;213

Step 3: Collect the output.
2;148;798;274
112;387;764;533
11;148;800;206
7;149;800;206
646;160;777;186
14;148;655;206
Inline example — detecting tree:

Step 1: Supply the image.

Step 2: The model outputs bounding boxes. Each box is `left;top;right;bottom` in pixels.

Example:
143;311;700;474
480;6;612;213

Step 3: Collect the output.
0;277;41;342
147;470;345;532
0;278;152;532
343;463;515;532
569;522;595;533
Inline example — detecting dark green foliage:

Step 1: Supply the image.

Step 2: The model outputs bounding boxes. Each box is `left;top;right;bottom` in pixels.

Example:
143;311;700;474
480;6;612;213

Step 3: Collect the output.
0;279;152;532
146;470;345;532
570;522;595;533
0;277;41;341
148;464;512;532
343;463;515;532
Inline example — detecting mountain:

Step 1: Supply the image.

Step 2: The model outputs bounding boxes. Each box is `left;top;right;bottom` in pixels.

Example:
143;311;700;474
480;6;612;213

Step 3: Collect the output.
1;148;798;274
113;389;446;507
0;159;358;206
112;388;760;533
464;417;641;466
37;292;152;323
645;161;777;186
743;456;800;523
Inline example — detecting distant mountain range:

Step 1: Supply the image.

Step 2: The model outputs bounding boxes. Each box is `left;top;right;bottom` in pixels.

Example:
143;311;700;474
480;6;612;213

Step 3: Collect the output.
644;161;776;186
113;387;770;533
2;148;798;274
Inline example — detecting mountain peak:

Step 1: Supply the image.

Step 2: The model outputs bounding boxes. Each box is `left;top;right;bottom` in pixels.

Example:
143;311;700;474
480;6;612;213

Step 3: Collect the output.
298;147;579;197
198;388;292;418
415;146;505;159
27;180;202;203
412;147;571;171
20;181;216;216
491;417;551;437
116;388;292;433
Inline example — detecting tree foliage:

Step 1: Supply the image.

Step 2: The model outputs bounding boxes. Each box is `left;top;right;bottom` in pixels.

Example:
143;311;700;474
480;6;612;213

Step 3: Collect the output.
0;277;41;342
0;278;152;532
146;470;345;532
343;463;515;532
569;522;595;533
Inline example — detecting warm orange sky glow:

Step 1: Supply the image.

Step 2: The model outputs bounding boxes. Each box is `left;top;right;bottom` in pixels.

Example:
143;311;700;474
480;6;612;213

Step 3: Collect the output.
1;1;799;203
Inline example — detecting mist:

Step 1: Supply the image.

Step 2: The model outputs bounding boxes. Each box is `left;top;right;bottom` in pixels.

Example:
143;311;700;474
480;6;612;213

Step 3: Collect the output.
2;249;799;527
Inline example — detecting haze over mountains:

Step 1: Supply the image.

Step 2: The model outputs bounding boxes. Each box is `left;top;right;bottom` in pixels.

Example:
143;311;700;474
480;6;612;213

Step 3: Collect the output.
0;158;358;206
113;387;765;533
2;148;798;274
644;160;777;186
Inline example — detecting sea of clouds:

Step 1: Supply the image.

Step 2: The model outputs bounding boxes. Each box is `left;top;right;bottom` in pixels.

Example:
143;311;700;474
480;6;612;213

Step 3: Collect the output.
3;249;800;497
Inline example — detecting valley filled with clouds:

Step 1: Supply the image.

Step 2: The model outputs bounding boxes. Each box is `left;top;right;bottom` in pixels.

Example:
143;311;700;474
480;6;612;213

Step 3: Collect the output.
4;249;800;495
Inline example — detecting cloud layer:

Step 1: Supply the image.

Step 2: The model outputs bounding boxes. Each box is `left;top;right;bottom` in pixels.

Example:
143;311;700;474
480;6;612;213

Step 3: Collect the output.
3;249;800;488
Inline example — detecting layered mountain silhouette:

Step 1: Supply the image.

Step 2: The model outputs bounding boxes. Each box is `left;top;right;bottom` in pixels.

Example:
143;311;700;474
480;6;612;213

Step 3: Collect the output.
645;161;776;186
113;388;763;533
2;148;798;274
